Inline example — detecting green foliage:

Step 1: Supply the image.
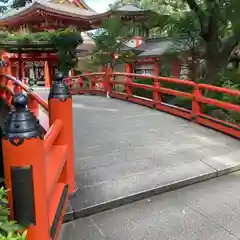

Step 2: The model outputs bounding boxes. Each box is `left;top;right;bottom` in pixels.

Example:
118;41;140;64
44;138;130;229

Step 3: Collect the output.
111;0;188;36
0;187;27;240
88;17;138;68
11;0;31;9
132;78;153;99
132;77;193;109
0;0;8;13
50;29;82;76
0;29;82;76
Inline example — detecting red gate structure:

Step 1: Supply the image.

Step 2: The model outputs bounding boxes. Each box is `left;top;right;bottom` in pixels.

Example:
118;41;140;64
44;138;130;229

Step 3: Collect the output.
65;70;240;139
0;60;75;240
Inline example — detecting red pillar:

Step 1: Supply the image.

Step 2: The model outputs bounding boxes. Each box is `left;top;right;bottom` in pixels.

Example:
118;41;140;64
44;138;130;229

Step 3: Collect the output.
125;63;133;98
126;63;133;74
18;54;23;80
6;55;13;91
153;60;162;104
49;62;53;88
48;73;75;192
2;94;49;240
44;61;51;88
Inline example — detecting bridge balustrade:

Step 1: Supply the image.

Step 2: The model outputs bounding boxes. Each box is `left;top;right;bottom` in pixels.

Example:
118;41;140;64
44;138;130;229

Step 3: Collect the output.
66;71;240;139
0;70;75;240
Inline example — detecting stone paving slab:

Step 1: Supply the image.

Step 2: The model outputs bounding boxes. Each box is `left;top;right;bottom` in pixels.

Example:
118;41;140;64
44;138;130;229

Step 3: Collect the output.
35;90;240;218
69;95;239;215
60;172;240;240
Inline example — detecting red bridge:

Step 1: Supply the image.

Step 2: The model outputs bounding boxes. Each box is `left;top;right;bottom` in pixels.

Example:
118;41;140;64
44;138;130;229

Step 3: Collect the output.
0;68;239;239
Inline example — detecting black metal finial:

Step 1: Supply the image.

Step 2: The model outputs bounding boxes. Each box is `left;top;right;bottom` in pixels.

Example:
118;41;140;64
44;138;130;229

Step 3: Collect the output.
54;72;64;83
3;93;44;145
48;72;71;101
12;93;28;110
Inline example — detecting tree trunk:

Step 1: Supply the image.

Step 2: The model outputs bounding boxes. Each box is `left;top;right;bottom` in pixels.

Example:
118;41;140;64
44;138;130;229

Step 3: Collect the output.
204;59;221;84
204;51;230;85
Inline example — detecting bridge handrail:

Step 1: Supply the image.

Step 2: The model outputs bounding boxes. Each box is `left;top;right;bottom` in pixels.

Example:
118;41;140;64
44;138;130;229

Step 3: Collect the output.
198;83;240;96
65;71;240;138
77;72;105;77
44;119;63;153
0;72;74;239
0;73;48;111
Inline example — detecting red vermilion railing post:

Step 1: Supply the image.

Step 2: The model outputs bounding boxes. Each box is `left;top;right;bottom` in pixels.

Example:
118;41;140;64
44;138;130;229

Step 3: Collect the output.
192;84;202;119
2;94;49;240
126;74;133;98
90;75;97;91
153;61;162;105
153;77;162;105
48;72;75;193
104;67;113;98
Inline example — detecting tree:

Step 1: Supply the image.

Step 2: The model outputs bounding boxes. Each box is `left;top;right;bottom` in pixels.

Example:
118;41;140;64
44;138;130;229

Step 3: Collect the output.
182;0;240;84
109;0;183;36
0;0;30;13
11;0;31;8
88;17;137;68
112;0;240;84
0;0;9;13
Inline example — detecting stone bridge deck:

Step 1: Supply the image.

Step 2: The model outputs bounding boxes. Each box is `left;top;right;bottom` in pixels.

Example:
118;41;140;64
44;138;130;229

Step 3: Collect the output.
37;90;240;218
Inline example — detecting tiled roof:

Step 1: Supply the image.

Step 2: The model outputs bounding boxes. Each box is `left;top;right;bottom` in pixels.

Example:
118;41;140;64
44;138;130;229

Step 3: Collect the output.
42;1;97;16
116;4;142;12
0;0;98;20
0;0;154;21
81;0;94;11
137;37;192;58
52;0;94;11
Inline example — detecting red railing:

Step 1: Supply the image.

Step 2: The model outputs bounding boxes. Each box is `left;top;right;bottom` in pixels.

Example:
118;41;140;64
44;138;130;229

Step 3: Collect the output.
0;73;49;130
65;71;240;139
0;73;75;240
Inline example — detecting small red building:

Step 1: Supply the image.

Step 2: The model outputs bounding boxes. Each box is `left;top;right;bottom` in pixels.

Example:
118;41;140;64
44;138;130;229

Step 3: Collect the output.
120;36;200;80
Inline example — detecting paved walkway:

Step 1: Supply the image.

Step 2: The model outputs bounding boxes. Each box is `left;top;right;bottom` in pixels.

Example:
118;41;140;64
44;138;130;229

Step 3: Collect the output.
35;89;240;218
61;171;240;240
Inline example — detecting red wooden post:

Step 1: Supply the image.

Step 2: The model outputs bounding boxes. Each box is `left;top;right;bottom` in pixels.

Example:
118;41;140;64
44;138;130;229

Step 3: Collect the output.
2;94;49;240
44;61;51;88
48;72;75;192
18;55;23;80
91;75;97;90
104;67;113;98
153;60;162;104
125;63;133;98
192;84;202;119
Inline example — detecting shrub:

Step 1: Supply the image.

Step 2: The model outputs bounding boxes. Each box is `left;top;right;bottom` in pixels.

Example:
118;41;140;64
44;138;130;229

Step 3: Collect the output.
0;185;27;240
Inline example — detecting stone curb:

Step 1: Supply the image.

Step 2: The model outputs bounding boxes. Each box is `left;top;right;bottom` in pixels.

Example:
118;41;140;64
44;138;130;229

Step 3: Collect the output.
62;163;240;224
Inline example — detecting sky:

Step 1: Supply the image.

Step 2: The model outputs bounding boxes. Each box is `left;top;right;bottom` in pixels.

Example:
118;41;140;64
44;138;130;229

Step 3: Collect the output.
0;0;116;12
86;0;115;13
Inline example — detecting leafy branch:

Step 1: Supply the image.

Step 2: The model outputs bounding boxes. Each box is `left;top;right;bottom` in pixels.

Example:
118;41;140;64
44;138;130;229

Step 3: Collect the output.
0;186;27;240
0;28;83;76
88;16;139;68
